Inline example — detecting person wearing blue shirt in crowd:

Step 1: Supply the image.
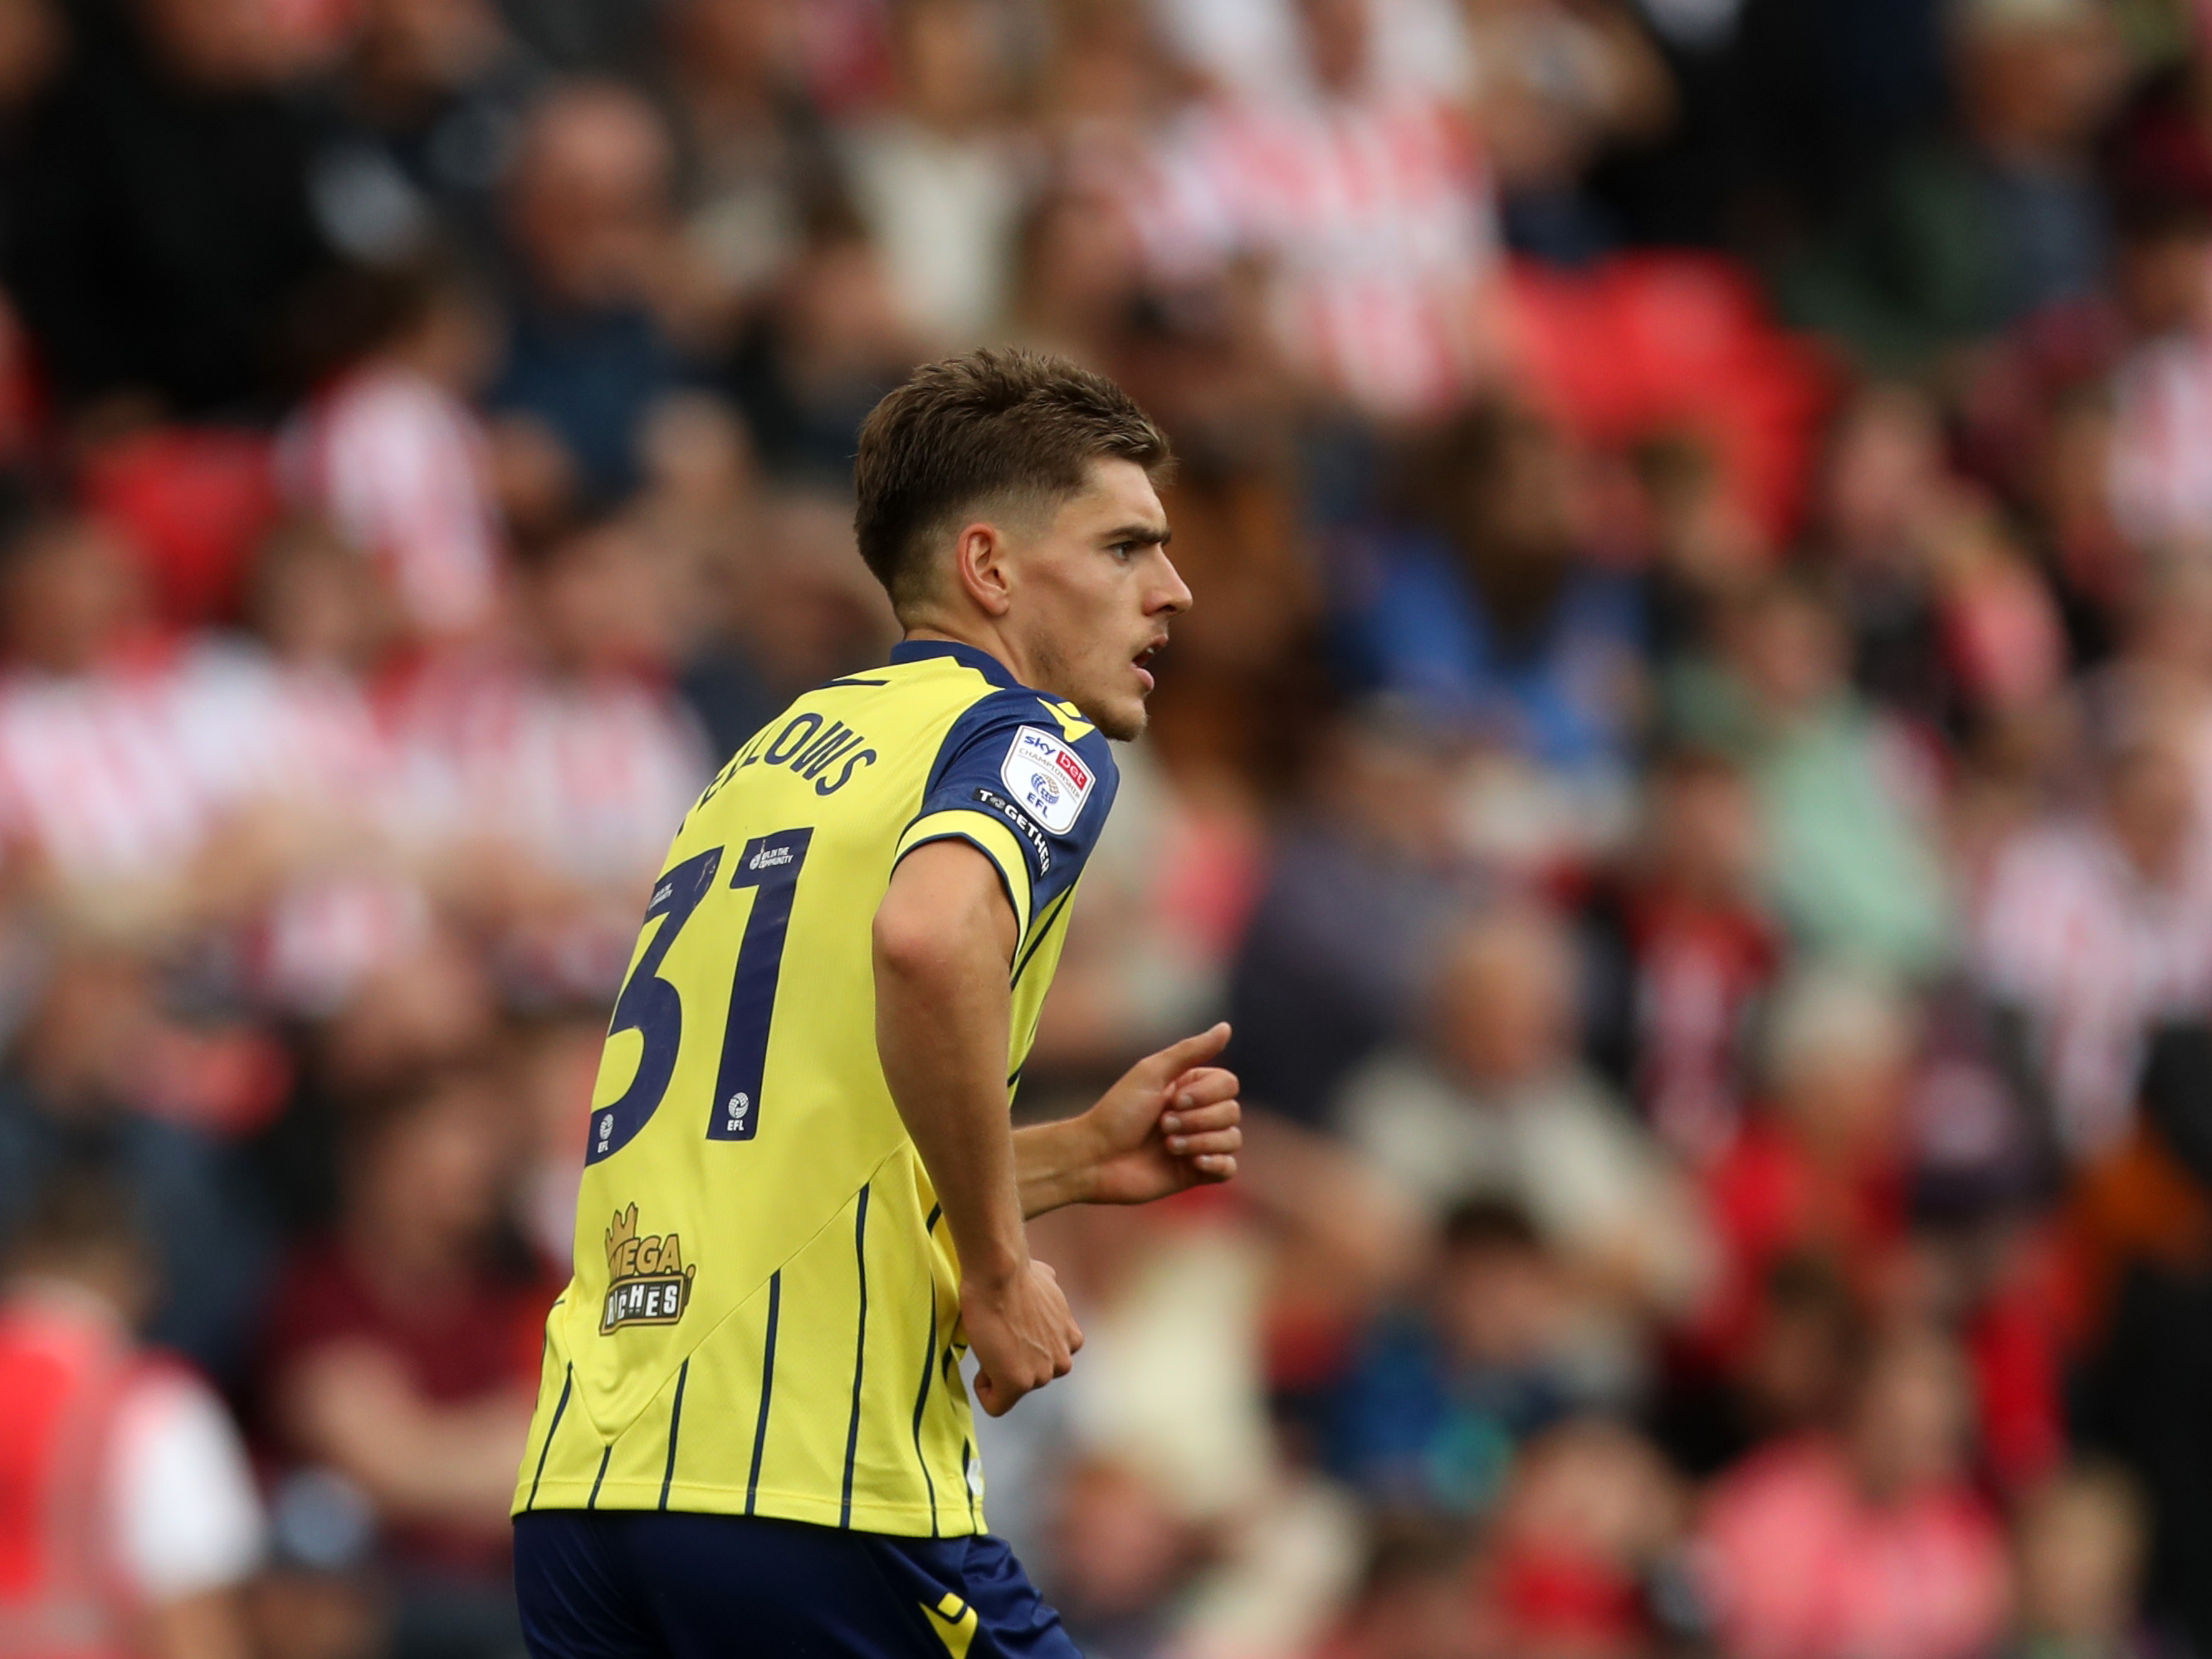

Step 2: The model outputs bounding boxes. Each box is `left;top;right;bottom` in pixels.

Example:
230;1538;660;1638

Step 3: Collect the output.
1328;1198;1604;1518
1335;401;1645;780
490;80;691;506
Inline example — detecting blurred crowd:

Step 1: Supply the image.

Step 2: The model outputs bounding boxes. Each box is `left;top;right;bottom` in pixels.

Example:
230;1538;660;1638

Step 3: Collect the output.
7;0;2212;1657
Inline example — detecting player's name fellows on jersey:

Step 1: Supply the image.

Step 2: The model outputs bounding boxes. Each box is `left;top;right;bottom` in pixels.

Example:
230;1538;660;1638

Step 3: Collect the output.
698;710;880;810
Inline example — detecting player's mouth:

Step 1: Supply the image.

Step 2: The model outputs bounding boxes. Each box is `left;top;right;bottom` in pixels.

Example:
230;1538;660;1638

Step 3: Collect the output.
1132;637;1166;693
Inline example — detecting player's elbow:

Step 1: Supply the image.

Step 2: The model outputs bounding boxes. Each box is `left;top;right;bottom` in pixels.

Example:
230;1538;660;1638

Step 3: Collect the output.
872;891;970;993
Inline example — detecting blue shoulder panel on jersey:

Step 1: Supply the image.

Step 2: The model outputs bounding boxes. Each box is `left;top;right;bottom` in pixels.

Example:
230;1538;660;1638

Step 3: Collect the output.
896;645;1119;920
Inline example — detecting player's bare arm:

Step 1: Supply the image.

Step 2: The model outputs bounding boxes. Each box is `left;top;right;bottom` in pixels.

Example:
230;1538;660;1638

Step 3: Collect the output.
876;837;1083;1418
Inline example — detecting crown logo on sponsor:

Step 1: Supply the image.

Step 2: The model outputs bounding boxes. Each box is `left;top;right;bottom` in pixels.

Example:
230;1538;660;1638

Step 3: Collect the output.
599;1204;696;1333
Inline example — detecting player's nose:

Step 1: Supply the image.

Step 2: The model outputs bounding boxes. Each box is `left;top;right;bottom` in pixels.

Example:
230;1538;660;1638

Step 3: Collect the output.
1150;549;1193;617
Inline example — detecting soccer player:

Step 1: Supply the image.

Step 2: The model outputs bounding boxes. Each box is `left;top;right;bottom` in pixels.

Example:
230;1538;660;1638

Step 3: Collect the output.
511;348;1242;1657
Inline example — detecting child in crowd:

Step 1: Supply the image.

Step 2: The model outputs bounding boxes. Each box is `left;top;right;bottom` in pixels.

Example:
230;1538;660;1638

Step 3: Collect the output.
1327;1198;1609;1518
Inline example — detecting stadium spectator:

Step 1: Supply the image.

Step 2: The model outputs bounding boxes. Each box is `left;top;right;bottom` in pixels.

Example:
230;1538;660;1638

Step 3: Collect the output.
1976;721;2212;1157
307;926;503;1111
1476;1417;1684;1658
1225;710;1482;1130
394;508;709;1001
1811;382;1981;729
1311;1525;1488;1659
326;0;543;265
279;261;507;647
1129;0;1511;416
259;1066;542;1659
1778;0;2127;372
2104;192;2212;560
1326;1198;1614;1517
0;507;404;982
1335;903;1713;1328
1029;0;1188;184
489;80;691;506
1689;963;1917;1373
837;0;1028;347
1041;1457;1204;1659
1334;401;1646;784
198;521;431;1016
1697;1321;2013;1659
1462;0;1677;263
1137;431;1321;783
2069;1021;2212;1652
1657;1252;1868;1478
715;206;924;486
1013;1197;1366;1659
662;0;842;327
0;1168;266;1659
4;0;336;420
1005;183;1152;373
0;510;224;936
0;945;283;1374
1578;746;1777;1163
1668;573;1957;977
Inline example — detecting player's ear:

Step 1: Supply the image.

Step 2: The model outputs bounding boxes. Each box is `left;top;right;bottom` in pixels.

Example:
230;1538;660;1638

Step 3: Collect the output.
952;521;1013;618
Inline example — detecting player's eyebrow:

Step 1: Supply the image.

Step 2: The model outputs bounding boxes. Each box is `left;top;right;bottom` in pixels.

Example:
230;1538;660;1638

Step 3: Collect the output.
1103;523;1172;549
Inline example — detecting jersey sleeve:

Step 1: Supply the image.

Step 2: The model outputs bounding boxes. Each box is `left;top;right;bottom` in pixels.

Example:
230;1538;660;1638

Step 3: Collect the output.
893;689;1120;948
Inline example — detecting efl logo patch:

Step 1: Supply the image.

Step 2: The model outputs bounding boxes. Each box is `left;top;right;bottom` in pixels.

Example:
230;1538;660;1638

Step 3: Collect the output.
600;1203;696;1333
1001;726;1092;835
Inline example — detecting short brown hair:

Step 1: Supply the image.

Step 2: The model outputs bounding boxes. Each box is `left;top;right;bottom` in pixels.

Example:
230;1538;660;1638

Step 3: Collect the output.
852;347;1171;613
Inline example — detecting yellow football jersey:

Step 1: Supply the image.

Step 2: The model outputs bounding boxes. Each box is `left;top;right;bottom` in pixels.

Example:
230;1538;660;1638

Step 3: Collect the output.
513;640;1119;1537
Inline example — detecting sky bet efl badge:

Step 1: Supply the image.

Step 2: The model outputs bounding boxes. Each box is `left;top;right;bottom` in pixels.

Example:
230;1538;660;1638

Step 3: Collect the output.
1002;725;1092;835
600;1204;696;1333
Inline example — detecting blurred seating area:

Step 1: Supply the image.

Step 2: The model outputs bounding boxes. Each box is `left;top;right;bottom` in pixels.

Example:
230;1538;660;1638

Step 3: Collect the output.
4;1;2212;1657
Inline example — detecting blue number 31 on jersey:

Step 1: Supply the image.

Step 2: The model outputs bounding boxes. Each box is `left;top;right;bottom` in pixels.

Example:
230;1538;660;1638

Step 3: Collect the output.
586;827;814;1165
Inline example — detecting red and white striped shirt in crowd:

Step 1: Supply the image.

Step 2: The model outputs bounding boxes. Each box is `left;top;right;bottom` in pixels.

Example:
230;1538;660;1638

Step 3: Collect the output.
0;647;223;886
171;642;431;1014
0;641;431;1009
1152;0;1477;105
2107;329;2212;554
1126;87;1502;417
279;366;503;641
170;641;397;813
1629;902;1778;1166
1975;816;2212;1157
393;657;711;998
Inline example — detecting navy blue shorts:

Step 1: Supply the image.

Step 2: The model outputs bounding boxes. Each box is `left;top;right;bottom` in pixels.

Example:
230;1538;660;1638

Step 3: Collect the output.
513;1510;1080;1659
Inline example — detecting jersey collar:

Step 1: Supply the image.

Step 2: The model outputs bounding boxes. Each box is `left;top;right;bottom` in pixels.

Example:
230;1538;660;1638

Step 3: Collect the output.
889;637;1022;690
